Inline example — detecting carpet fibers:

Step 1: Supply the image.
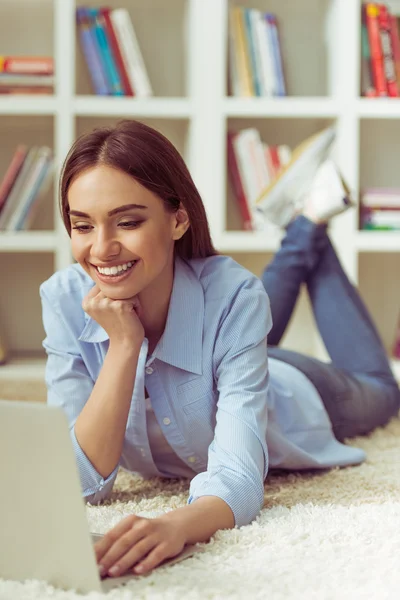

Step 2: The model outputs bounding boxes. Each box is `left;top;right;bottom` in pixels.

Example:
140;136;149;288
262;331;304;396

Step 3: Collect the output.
1;382;399;599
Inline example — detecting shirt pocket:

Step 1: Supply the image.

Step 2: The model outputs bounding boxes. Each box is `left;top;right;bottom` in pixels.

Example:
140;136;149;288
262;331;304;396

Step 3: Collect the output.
176;377;216;416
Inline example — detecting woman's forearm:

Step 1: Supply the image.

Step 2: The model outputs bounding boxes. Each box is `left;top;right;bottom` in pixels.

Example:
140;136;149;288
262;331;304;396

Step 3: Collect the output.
74;342;141;479
162;496;235;545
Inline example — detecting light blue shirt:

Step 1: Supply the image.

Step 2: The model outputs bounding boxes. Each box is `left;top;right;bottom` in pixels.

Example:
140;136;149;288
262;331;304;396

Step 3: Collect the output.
40;255;366;527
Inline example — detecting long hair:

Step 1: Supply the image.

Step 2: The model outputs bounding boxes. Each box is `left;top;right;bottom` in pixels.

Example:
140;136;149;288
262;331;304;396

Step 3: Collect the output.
59;119;217;259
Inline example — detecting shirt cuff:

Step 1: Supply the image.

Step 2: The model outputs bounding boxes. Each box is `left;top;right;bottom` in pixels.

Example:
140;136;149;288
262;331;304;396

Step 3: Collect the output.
71;426;119;503
187;469;265;528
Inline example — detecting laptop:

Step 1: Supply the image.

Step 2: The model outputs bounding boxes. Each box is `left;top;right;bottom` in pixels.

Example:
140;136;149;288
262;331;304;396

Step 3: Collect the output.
0;400;202;594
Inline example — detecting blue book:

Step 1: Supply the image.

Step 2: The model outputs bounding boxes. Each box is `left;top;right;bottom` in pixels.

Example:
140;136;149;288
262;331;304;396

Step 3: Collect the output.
76;7;109;95
265;13;286;97
243;8;261;96
89;8;124;96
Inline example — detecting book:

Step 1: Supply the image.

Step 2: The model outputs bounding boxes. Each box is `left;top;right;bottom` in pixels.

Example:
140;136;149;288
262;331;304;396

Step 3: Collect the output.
252;9;275;96
0;56;53;75
0;145;28;217
0;74;54;87
19;160;54;230
0;147;39;230
230;6;254;96
389;13;400;87
265;14;286;96
361;187;400;207
6;147;53;231
76;7;109;95
377;3;398;97
109;8;153;97
244;9;261;96
227;132;254;230
365;3;387;96
101;7;134;96
89;8;124;96
361;4;376;96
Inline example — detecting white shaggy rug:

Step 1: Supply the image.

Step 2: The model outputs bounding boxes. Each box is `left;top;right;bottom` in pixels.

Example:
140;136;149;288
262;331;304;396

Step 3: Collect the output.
1;382;400;599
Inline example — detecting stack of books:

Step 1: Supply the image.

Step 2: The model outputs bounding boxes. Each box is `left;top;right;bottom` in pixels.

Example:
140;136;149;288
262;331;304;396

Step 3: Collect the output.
360;188;400;230
0;145;54;231
227;128;292;230
361;3;400;97
76;6;153;97
0;56;54;95
228;6;286;97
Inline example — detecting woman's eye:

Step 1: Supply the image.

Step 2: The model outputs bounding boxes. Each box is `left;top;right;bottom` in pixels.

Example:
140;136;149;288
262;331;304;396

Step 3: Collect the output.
119;221;141;228
72;225;91;232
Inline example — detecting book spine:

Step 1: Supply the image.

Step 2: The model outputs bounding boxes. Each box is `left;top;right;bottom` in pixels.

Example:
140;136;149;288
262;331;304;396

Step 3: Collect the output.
265;14;286;96
365;3;387;96
228;8;240;96
361;4;377;97
0;86;53;95
0;56;53;75
90;8;124;96
227;132;253;230
76;7;109;95
232;7;254;97
253;10;274;96
244;9;261;96
377;4;398;97
15;155;54;230
0;145;28;214
19;160;54;230
6;147;52;231
110;8;153;97
101;7;134;96
389;14;400;88
0;147;38;230
0;74;54;86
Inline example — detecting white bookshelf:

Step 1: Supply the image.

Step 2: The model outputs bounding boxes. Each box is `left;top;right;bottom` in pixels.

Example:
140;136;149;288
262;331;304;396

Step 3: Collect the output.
1;0;400;380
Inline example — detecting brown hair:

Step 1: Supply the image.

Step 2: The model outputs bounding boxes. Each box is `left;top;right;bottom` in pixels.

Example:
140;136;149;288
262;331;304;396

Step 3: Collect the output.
60;119;217;260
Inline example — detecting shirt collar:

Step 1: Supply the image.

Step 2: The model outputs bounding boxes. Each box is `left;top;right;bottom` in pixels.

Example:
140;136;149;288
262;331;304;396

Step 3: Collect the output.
78;257;204;375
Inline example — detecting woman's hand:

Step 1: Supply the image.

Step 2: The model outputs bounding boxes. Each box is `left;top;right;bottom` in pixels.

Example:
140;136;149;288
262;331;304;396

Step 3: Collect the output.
82;285;145;347
95;514;187;577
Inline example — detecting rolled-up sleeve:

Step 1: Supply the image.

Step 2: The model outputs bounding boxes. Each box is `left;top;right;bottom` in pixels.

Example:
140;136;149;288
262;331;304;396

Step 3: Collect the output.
188;278;272;527
40;283;118;503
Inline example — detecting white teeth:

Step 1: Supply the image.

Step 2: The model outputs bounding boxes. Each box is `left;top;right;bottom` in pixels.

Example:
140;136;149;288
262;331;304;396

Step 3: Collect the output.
97;261;136;276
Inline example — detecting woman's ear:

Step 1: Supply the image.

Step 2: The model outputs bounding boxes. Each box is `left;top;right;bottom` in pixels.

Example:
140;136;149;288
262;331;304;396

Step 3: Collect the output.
172;206;190;241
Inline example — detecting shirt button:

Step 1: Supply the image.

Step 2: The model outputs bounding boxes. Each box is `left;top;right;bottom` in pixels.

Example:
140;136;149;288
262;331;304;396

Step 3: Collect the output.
140;448;146;457
163;417;171;425
188;456;196;464
145;367;153;375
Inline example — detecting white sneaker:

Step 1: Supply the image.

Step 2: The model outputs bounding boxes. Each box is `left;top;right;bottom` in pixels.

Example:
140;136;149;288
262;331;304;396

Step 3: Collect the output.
254;126;336;228
303;159;353;222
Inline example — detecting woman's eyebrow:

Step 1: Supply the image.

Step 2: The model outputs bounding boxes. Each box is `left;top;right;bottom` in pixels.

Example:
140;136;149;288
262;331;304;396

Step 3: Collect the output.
69;204;148;218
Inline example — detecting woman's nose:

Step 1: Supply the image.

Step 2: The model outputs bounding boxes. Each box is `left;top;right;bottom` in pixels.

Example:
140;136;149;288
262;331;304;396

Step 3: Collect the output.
91;232;120;259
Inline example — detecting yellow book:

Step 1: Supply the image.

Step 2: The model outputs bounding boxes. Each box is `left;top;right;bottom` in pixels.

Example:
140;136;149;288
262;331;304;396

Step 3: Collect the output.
232;7;254;97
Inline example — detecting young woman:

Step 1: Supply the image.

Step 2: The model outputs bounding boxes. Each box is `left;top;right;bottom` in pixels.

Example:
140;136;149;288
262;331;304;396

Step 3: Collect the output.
40;120;400;579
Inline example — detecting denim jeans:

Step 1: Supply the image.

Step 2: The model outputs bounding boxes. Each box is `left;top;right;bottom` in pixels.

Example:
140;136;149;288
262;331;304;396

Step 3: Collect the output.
261;216;400;442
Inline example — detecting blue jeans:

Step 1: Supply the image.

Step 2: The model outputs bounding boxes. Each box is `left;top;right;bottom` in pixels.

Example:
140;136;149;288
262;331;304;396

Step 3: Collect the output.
261;216;400;442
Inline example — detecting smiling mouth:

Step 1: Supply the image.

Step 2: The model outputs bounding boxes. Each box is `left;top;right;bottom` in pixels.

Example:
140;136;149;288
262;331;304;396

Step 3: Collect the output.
93;260;138;282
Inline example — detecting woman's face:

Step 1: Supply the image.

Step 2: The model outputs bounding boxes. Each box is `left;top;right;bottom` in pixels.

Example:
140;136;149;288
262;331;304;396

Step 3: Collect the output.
68;165;187;300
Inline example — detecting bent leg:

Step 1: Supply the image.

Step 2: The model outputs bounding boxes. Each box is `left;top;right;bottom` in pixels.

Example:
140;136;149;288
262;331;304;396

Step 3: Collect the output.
261;216;328;346
268;347;400;441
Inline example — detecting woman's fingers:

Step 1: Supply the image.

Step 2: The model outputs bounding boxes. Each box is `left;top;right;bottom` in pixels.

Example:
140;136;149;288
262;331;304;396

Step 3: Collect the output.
94;515;138;561
105;537;157;577
133;542;171;575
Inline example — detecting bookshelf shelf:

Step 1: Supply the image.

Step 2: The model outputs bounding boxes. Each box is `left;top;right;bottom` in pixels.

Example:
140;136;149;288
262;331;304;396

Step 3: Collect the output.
356;231;400;253
73;97;194;118
223;98;340;118
357;98;400;119
0;97;57;116
0;232;58;252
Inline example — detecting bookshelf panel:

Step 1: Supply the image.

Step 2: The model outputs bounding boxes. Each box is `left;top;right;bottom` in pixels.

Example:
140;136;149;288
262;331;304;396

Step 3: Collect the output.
0;252;54;354
75;0;188;97
0;116;55;231
227;0;333;97
225;116;335;232
358;252;400;356
359;119;400;190
76;115;190;165
0;0;54;58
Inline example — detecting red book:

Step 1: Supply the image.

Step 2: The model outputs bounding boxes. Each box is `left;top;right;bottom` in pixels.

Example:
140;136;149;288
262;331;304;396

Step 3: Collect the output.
0;145;28;215
227;132;253;231
389;14;400;88
378;4;398;96
0;56;53;75
269;146;281;178
365;3;387;96
100;7;134;96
